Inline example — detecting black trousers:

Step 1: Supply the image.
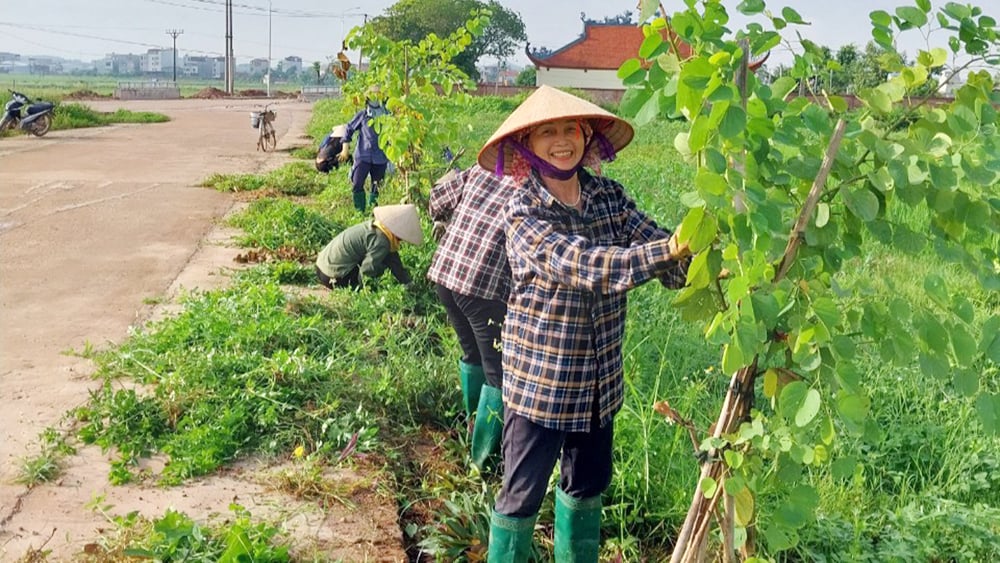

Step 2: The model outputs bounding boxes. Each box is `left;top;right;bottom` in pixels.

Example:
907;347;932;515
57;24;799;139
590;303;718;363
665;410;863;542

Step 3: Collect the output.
494;407;614;518
435;284;505;388
316;265;359;289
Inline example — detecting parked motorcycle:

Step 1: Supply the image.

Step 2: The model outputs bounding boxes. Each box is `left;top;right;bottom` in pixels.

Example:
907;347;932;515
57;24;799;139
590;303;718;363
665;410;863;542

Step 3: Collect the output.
0;90;55;137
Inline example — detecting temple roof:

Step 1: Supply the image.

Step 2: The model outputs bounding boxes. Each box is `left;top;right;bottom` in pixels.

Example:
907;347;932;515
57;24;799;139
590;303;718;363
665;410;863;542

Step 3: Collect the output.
526;23;690;70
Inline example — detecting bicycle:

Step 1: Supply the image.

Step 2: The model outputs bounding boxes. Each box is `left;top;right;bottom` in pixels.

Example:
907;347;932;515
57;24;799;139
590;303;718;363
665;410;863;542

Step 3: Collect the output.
251;104;277;152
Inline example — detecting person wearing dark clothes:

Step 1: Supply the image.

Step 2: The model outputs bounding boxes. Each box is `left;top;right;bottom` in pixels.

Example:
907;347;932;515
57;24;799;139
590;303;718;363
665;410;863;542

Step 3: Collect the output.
339;85;389;213
427;165;518;472
315;204;423;289
315;124;351;173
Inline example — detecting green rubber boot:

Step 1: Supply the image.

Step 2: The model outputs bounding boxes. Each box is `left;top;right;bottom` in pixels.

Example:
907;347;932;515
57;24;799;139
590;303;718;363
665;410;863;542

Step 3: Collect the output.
352;191;367;214
471;385;503;471
488;510;536;562
368;188;379;208
459;360;485;418
554;488;601;563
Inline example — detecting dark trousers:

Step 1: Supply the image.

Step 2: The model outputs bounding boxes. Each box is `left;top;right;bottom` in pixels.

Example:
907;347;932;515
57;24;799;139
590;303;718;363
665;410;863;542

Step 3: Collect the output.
316;265;359;289
351;160;387;196
435;285;505;388
494;408;614;518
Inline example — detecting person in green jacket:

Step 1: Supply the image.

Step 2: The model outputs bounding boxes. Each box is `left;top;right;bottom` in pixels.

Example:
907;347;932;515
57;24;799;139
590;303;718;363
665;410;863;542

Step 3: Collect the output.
315;204;424;289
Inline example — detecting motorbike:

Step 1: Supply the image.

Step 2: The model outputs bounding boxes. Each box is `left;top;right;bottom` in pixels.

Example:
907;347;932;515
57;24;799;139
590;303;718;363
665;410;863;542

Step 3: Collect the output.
0;90;55;137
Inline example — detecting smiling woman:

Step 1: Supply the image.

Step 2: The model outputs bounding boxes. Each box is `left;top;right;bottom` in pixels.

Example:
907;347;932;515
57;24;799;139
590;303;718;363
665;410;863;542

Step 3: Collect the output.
476;85;693;561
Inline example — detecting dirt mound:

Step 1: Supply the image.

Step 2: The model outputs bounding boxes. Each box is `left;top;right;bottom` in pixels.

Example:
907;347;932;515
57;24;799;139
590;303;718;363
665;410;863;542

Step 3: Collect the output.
239;89;268;97
190;87;230;99
63;89;110;100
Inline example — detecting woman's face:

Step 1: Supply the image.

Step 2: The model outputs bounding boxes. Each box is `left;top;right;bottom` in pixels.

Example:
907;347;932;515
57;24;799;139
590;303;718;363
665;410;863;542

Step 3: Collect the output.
526;119;585;171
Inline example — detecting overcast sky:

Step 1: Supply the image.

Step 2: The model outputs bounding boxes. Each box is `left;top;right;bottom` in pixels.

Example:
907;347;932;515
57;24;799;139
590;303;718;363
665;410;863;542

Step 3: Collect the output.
0;1;982;70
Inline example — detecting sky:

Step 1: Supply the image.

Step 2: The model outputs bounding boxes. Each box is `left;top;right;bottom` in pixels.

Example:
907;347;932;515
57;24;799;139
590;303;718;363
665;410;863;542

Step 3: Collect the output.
0;1;981;70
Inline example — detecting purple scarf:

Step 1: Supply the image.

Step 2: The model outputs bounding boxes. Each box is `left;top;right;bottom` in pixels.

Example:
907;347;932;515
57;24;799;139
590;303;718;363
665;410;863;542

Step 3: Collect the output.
494;129;618;179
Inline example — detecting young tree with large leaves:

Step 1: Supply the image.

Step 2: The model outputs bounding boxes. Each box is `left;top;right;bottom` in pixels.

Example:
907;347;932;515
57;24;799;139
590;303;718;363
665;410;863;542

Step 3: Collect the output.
619;0;999;560
369;0;526;80
343;9;488;201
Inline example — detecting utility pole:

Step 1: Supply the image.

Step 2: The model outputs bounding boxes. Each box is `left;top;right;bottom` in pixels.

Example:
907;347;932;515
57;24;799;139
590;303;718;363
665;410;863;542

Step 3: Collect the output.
266;0;272;97
225;0;234;94
165;29;183;83
357;14;368;69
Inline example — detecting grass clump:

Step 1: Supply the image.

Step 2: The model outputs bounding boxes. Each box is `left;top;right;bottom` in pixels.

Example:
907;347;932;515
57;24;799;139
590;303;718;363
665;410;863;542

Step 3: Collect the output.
52;103;168;130
15;427;76;488
226;198;341;255
201;161;333;196
82;501;290;562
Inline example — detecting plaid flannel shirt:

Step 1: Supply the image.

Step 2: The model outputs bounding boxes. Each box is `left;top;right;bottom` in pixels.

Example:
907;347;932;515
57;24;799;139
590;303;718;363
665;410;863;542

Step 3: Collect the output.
502;170;688;432
427;165;518;301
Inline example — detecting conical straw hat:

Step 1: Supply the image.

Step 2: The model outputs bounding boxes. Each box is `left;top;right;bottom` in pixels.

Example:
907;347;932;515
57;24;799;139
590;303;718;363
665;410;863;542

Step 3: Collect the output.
331;124;347;137
477;85;634;174
373;204;423;245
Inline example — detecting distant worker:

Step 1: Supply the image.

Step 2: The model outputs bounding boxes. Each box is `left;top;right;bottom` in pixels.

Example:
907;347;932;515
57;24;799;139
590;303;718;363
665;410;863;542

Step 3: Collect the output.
315;204;423;290
315;124;351;173
339;84;390;214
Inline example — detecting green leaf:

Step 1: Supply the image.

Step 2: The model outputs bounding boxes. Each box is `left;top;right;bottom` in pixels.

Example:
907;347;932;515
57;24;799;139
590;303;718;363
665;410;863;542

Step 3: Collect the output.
796;388;822;427
619;88;653;120
679;206;719;252
700;475;719;498
733;486;754;526
837;392;870;428
737;0;765;15
843;186;880;222
954;368;979;396
781;7;806;24
722;340;745;375
982;316;1000;363
720;105;747;139
976;393;1000;435
896;6;928;27
915;0;931;12
779;381;807;423
770;76;798;100
861;88;892;114
950;324;978;366
923;274;949;308
870;10;892;27
617;58;644;81
775;485;819;528
815;202;830;227
638;33;664;59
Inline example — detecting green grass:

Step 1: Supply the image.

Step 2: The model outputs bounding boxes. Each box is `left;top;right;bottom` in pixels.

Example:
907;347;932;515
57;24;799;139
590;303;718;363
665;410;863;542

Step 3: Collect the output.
33;94;999;560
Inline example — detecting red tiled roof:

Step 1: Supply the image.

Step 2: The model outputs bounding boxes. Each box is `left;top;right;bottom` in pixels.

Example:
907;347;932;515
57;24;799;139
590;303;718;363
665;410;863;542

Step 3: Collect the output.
527;23;691;70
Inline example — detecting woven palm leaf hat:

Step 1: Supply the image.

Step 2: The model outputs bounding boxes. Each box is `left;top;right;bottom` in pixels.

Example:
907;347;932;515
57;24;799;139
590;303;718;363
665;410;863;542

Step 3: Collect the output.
477;85;635;175
373;204;424;245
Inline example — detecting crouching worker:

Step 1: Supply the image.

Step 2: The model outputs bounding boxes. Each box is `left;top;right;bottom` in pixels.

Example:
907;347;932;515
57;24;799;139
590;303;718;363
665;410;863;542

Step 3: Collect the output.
315;124;351;173
478;86;692;562
315;204;424;290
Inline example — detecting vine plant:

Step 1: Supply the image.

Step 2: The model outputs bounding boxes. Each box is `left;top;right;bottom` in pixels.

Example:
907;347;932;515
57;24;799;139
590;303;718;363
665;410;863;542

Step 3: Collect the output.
343;10;488;202
619;0;1000;560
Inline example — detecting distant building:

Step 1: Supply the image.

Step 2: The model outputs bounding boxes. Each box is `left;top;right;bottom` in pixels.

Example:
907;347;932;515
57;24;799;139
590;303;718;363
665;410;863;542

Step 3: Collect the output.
182;55;225;79
250;58;269;74
526;21;691;90
98;53;141;75
282;55;302;74
140;48;175;74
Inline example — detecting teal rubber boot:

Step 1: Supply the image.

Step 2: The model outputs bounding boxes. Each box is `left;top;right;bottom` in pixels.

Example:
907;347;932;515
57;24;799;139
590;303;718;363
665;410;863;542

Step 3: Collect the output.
368;188;379;208
554;488;601;563
488;510;536;562
352;191;367;214
471;385;503;471
459;360;485;418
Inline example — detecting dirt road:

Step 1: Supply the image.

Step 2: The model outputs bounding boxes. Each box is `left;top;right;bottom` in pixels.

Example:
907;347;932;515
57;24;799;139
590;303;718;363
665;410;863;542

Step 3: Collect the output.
0;98;404;560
